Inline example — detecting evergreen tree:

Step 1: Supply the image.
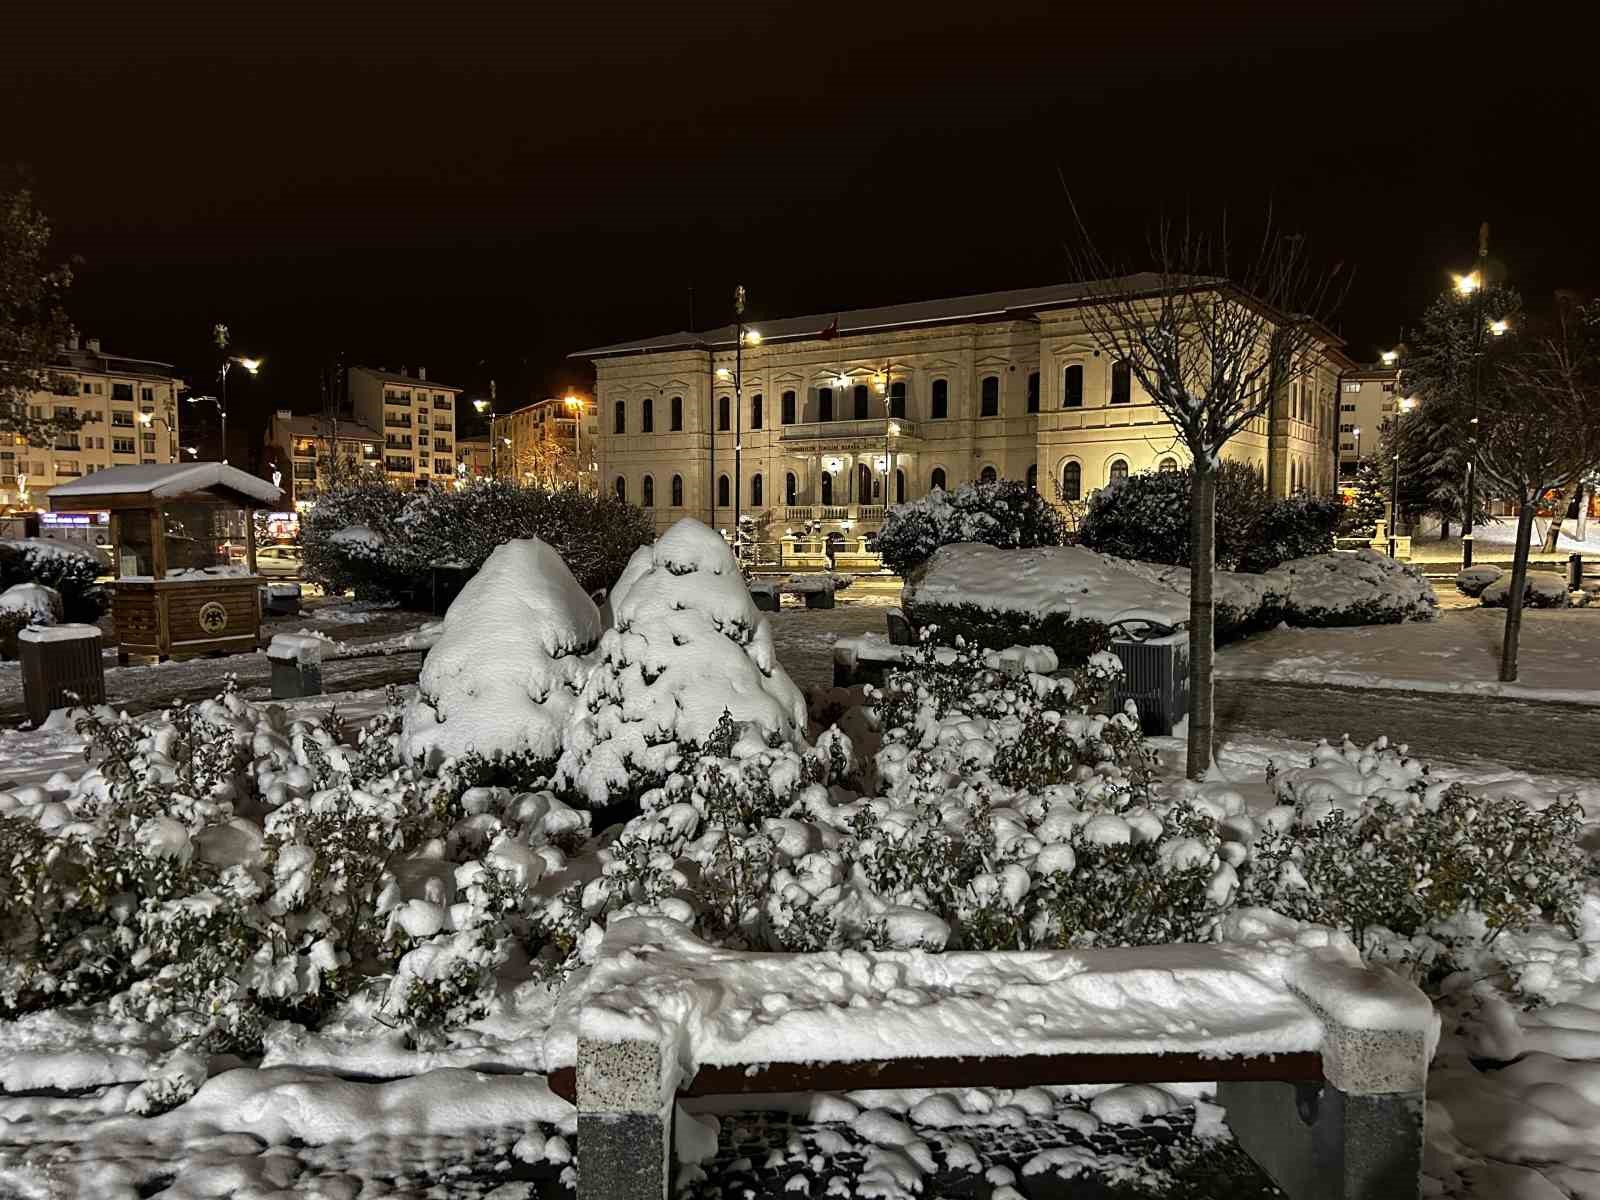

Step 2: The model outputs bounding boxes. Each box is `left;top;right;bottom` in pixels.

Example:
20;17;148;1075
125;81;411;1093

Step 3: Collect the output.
0;176;84;445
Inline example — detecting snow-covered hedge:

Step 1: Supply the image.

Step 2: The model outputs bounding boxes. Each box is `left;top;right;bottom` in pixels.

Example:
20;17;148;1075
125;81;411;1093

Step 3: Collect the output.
0;538;106;623
875;480;1065;578
1456;564;1503;597
1480;571;1571;609
1262;550;1438;626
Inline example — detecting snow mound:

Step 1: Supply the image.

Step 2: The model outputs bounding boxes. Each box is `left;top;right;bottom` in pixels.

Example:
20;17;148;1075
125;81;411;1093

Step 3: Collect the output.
404;537;602;767
1261;550;1438;624
558;519;806;807
0;582;63;625
1481;571;1571;609
1455;564;1503;597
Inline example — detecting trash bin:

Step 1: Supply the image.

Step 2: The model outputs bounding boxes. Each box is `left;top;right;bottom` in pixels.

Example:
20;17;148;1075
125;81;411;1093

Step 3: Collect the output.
19;624;106;725
1107;625;1189;736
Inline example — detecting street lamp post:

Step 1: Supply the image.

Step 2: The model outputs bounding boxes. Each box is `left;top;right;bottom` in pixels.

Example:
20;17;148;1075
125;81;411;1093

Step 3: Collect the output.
201;323;260;463
1353;425;1361;480
563;394;585;491
1389;397;1416;558
715;287;759;558
1458;222;1489;567
138;411;178;462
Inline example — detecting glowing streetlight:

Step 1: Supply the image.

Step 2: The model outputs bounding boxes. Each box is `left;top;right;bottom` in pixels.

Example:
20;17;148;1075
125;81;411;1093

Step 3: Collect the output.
563;394;586;490
1453;272;1480;296
742;329;762;345
716;366;732;381
1489;318;1509;337
473;398;489;413
1380;350;1398;366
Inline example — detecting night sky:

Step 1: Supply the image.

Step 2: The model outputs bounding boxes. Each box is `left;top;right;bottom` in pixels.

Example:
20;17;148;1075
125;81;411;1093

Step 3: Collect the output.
4;0;1593;462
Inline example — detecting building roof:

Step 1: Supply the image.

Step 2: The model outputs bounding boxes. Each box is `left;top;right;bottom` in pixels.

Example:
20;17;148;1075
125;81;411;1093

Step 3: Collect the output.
273;414;383;442
350;365;462;391
571;275;1185;359
48;462;284;508
53;345;179;380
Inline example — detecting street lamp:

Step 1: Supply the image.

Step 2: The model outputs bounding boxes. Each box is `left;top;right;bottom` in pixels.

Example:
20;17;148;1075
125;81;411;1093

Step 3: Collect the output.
198;324;261;464
1353;425;1362;478
1459;222;1491;566
564;393;586;491
1390;397;1417;558
182;445;199;458
1453;272;1481;297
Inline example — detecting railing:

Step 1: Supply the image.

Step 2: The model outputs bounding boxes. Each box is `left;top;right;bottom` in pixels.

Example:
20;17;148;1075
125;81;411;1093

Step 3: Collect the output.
779;418;919;442
434;421;453;432
384;393;411;406
433;439;449;450
783;504;888;523
385;437;412;449
53;439;81;452
858;504;886;521
384;417;411;428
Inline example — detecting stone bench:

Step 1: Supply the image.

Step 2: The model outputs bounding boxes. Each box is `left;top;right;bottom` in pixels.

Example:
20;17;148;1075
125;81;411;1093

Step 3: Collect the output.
266;625;441;698
550;917;1435;1200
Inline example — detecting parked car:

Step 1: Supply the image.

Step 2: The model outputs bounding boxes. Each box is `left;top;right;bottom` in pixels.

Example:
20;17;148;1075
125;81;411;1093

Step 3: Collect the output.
256;545;304;577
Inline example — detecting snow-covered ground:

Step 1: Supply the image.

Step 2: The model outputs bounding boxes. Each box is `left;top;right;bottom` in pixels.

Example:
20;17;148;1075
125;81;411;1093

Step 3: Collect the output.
1216;608;1600;704
1410;516;1600;562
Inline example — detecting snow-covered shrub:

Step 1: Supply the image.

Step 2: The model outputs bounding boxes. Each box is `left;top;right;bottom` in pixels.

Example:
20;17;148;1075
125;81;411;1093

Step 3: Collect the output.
0;581;62;624
559;519;807;810
1236;495;1343;573
1455;563;1503;597
1480;570;1570;609
404;537;601;778
0;538;106;622
875;480;1065;577
299;480;412;596
1262;549;1438;625
1078;461;1270;570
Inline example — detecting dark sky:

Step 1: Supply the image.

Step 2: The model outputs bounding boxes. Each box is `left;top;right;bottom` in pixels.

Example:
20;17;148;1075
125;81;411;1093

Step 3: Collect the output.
4;0;1594;461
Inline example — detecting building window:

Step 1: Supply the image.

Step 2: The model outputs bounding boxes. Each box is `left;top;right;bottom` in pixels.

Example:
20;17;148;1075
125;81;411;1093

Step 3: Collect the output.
785;472;797;505
718;395;730;431
670;395;683;431
853;384;869;420
111;382;134;401
1108;457;1129;484
111;410;135;427
613;400;625;434
980;375;999;417
141;433;156;454
1061;461;1081;501
718;474;730;507
642;398;654;433
1341;402;1357;412
671;474;684;506
113;437;135;454
930;379;948;420
820;472;833;505
856;463;871;501
1026;371;1040;413
751;473;763;506
615;476;627;502
889;381;906;419
1340;423;1354;433
642;475;654;507
931;466;947;491
1159;457;1179;472
1111;361;1132;405
1026;463;1037;491
980;464;998;484
141;386;154;404
781;390;796;425
751;394;763;429
818;387;833;422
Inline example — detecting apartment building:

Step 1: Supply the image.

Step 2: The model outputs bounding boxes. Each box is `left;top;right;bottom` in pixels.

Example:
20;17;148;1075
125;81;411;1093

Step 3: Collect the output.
4;336;183;512
1337;363;1401;482
346;366;461;488
488;395;597;490
455;435;494;480
263;411;385;506
575;278;1348;539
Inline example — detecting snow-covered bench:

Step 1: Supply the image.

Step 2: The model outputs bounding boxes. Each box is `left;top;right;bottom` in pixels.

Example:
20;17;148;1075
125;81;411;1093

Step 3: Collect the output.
552;917;1435;1200
831;633;1057;686
267;625;441;698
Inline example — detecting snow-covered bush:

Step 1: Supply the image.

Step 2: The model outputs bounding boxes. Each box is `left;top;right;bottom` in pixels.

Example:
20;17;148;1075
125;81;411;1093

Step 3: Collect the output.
1480;570;1570;609
301;479;654;601
875;480;1065;577
404;537;601;778
0;581;62;657
1262;549;1438;625
0;538;106;623
1237;494;1343;574
1078;461;1270;569
558;519;807;810
1455;563;1503;597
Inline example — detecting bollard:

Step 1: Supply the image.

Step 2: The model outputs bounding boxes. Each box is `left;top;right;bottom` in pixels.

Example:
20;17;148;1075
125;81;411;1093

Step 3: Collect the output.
1571;554;1584;591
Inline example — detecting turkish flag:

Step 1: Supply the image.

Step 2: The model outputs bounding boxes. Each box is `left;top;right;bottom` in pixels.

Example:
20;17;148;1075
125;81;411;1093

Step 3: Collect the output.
818;315;839;340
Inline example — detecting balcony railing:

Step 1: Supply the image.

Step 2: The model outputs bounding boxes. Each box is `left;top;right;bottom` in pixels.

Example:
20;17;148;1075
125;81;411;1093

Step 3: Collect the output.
385;437;412;449
433;439;449;451
384;417;412;428
781;504;888;523
779;417;918;442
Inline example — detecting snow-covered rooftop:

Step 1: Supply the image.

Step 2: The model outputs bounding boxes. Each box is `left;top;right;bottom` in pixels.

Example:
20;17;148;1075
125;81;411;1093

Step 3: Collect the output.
47;462;284;506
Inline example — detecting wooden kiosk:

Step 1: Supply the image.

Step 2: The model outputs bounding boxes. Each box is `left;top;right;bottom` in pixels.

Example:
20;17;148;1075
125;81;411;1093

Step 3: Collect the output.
48;463;285;664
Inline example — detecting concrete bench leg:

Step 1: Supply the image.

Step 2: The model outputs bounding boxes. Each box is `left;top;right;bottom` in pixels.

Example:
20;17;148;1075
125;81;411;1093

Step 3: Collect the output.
270;657;322;699
578;1037;672;1200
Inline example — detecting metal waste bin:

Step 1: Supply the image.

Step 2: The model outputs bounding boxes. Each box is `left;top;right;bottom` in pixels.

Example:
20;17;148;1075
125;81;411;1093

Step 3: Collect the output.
1107;624;1189;736
19;624;106;725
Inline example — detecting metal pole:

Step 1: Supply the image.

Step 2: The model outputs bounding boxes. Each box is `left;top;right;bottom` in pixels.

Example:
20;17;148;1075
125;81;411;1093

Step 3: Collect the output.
734;284;745;553
1390;419;1401;559
219;362;228;463
1462;220;1489;567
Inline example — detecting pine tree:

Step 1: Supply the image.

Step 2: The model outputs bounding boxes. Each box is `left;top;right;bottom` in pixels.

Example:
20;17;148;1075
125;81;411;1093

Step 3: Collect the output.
1;176;84;445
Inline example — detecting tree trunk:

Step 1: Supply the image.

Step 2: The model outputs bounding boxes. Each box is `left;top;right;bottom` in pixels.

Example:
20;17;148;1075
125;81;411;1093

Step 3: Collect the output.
1578;485;1590;542
1499;499;1539;683
1440;519;1451;541
1186;465;1217;780
1541;484;1576;552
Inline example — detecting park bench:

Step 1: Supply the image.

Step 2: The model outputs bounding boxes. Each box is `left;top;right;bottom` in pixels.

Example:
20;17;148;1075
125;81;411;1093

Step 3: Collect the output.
550;916;1434;1200
267;627;439;698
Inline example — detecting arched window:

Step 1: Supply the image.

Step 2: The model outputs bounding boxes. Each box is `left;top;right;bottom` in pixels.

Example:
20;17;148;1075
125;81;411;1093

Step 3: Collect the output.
781;390;796;425
1061;461;1081;501
718;395;730;431
1111;361;1132;405
895;468;905;503
817;387;834;422
857;462;871;501
751;473;763;506
1063;364;1083;408
1108;458;1129;484
642;474;654;507
853;384;869;420
931;466;947;491
1026;463;1038;491
980;375;1000;418
785;471;797;505
613;400;626;434
820;472;834;505
670;395;683;431
1159;456;1179;472
931;379;948;420
751;394;763;429
671;474;683;507
980;464;998;484
641;398;654;433
1026;371;1040;413
614;475;627;501
717;474;730;506
889;381;906;419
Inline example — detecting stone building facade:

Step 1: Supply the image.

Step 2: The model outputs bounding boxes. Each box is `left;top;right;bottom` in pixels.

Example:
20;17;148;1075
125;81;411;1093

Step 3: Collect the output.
575;279;1349;543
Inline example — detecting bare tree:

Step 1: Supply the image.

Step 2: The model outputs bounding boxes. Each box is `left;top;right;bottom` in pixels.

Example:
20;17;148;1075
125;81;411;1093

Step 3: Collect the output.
1063;211;1344;778
1479;298;1600;681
